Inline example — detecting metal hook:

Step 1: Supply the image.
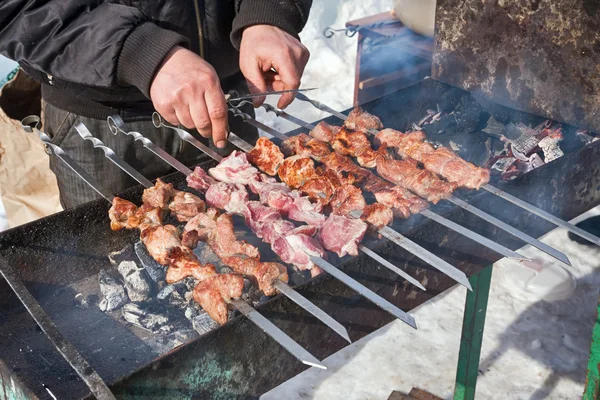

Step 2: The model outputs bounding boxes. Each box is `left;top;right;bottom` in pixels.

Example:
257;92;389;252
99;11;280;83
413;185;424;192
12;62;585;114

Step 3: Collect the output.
107;114;127;135
323;26;358;38
21;115;42;132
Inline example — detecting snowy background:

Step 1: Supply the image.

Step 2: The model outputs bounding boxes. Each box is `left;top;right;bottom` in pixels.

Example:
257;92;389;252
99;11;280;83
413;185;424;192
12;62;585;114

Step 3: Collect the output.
1;1;599;398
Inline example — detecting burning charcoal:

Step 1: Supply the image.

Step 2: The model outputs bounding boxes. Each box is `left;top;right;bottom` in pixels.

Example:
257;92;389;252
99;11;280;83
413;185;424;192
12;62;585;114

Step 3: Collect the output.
108;244;134;266
122;303;173;334
117;261;152;302
503;123;540;155
491;157;516;173
539;136;564;163
576;129;599;145
482;116;505;138
192;313;220;335
134;241;166;283
157;285;175;301
98;269;128;312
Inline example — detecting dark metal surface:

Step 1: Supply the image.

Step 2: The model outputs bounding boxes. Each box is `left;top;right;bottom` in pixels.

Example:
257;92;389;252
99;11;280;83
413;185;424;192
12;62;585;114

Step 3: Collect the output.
1;78;599;399
432;0;600;133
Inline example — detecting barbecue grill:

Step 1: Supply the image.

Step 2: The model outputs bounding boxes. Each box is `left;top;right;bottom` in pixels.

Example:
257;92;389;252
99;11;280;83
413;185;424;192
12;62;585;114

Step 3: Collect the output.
1;74;599;399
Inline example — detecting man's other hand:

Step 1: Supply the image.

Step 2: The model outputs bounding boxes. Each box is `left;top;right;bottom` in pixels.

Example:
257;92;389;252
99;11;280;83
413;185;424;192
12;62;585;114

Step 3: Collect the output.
150;46;228;148
239;25;310;109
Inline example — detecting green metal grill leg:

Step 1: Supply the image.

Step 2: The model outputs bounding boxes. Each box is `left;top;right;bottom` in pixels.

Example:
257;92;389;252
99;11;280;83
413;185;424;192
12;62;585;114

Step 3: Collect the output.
583;295;600;400
453;265;492;400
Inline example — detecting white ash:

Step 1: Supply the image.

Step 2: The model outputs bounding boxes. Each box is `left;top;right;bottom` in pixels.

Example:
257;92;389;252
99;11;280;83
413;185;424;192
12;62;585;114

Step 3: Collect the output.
98;269;128;312
121;303;173;334
538;136;564;163
117;260;152;302
185;306;199;321
134;241;166;282
192;313;220;335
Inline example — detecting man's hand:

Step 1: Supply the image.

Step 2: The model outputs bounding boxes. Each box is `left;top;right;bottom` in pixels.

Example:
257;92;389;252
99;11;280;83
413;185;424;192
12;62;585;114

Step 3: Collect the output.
150;46;228;148
239;25;310;109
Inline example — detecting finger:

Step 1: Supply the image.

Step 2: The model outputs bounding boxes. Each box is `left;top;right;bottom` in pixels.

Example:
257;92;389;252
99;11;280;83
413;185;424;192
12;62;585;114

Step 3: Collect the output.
190;98;212;138
204;85;229;148
160;108;181;127
271;62;302;109
174;105;195;129
242;59;269;107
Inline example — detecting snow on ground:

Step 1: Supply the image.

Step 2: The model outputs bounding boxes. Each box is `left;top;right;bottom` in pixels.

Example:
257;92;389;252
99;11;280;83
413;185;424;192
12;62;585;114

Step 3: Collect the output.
258;1;599;399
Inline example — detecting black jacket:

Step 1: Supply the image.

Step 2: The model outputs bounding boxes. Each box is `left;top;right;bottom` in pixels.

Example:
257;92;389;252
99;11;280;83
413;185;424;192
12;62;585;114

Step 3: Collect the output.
0;0;312;119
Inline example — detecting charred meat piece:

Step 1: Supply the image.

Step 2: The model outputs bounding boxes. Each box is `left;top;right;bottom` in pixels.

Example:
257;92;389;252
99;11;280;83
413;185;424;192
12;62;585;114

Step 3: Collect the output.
330;184;366;216
282;133;331;161
277;155;319;189
247;137;285;176
375;153;457;204
421;148;490;190
168;191;206;222
372;185;428;219
142;178;175;209
318;213;367;257
109;197;138;230
165;246;218;283
375;129;435;161
361;203;394;230
344;107;383;132
139;224;182;265
331;128;371;157
193;274;244;325
321;152;371;186
310;121;342;142
300;177;336;206
209;151;260;185
187;167;217;192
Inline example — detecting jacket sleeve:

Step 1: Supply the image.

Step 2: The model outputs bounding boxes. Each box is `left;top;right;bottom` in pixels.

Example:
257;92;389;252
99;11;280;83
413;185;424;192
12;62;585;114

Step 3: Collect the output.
0;1;189;98
230;0;313;49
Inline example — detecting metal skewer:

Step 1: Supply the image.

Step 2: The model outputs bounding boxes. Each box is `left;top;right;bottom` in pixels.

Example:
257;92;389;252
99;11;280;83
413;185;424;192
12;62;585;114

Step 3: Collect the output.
78;122;350;345
292;94;600;248
257;106;556;263
110;116;417;330
152;112;427;292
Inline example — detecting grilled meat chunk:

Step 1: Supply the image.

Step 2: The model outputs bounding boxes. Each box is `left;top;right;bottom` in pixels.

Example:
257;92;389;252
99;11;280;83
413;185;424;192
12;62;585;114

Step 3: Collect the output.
344;107;383;132
299;177;336;206
376;153;457;203
272;233;326;271
205;182;249;215
330;184;366;216
165;246;218;283
361;203;394;230
142;178;175;209
319;213;367;257
168;191;206;222
193;274;244;325
109;197;139;230
375;129;435;161
282;133;331;161
372;185;427;219
139;225;183;265
187;167;217;192
421;148;490;190
278;155;319;189
209;151;260;185
310;121;342;142
247;137;284;176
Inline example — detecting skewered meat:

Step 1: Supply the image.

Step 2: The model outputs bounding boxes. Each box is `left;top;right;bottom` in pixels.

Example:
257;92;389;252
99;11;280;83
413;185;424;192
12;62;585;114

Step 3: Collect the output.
133;204;164;231
376;152;457;203
168;191;206;222
209;151;260;185
139;224;184;265
421;148;490;190
361;203;394;230
375;129;490;189
222;256;288;296
278;155;319;189
309;121;342;142
282;133;331;161
331;127;382;168
299;177;336;206
272;233;326;271
165;246;218;283
142;178;175;209
344;107;383;132
181;208;220;248
321;152;371;186
205;182;249;214
330;184;366;216
109;198;138;230
375;129;434;161
372;186;428;219
247;137;284;176
213;213;260;260
187;167;217;191
318;214;367;257
193;274;244;325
